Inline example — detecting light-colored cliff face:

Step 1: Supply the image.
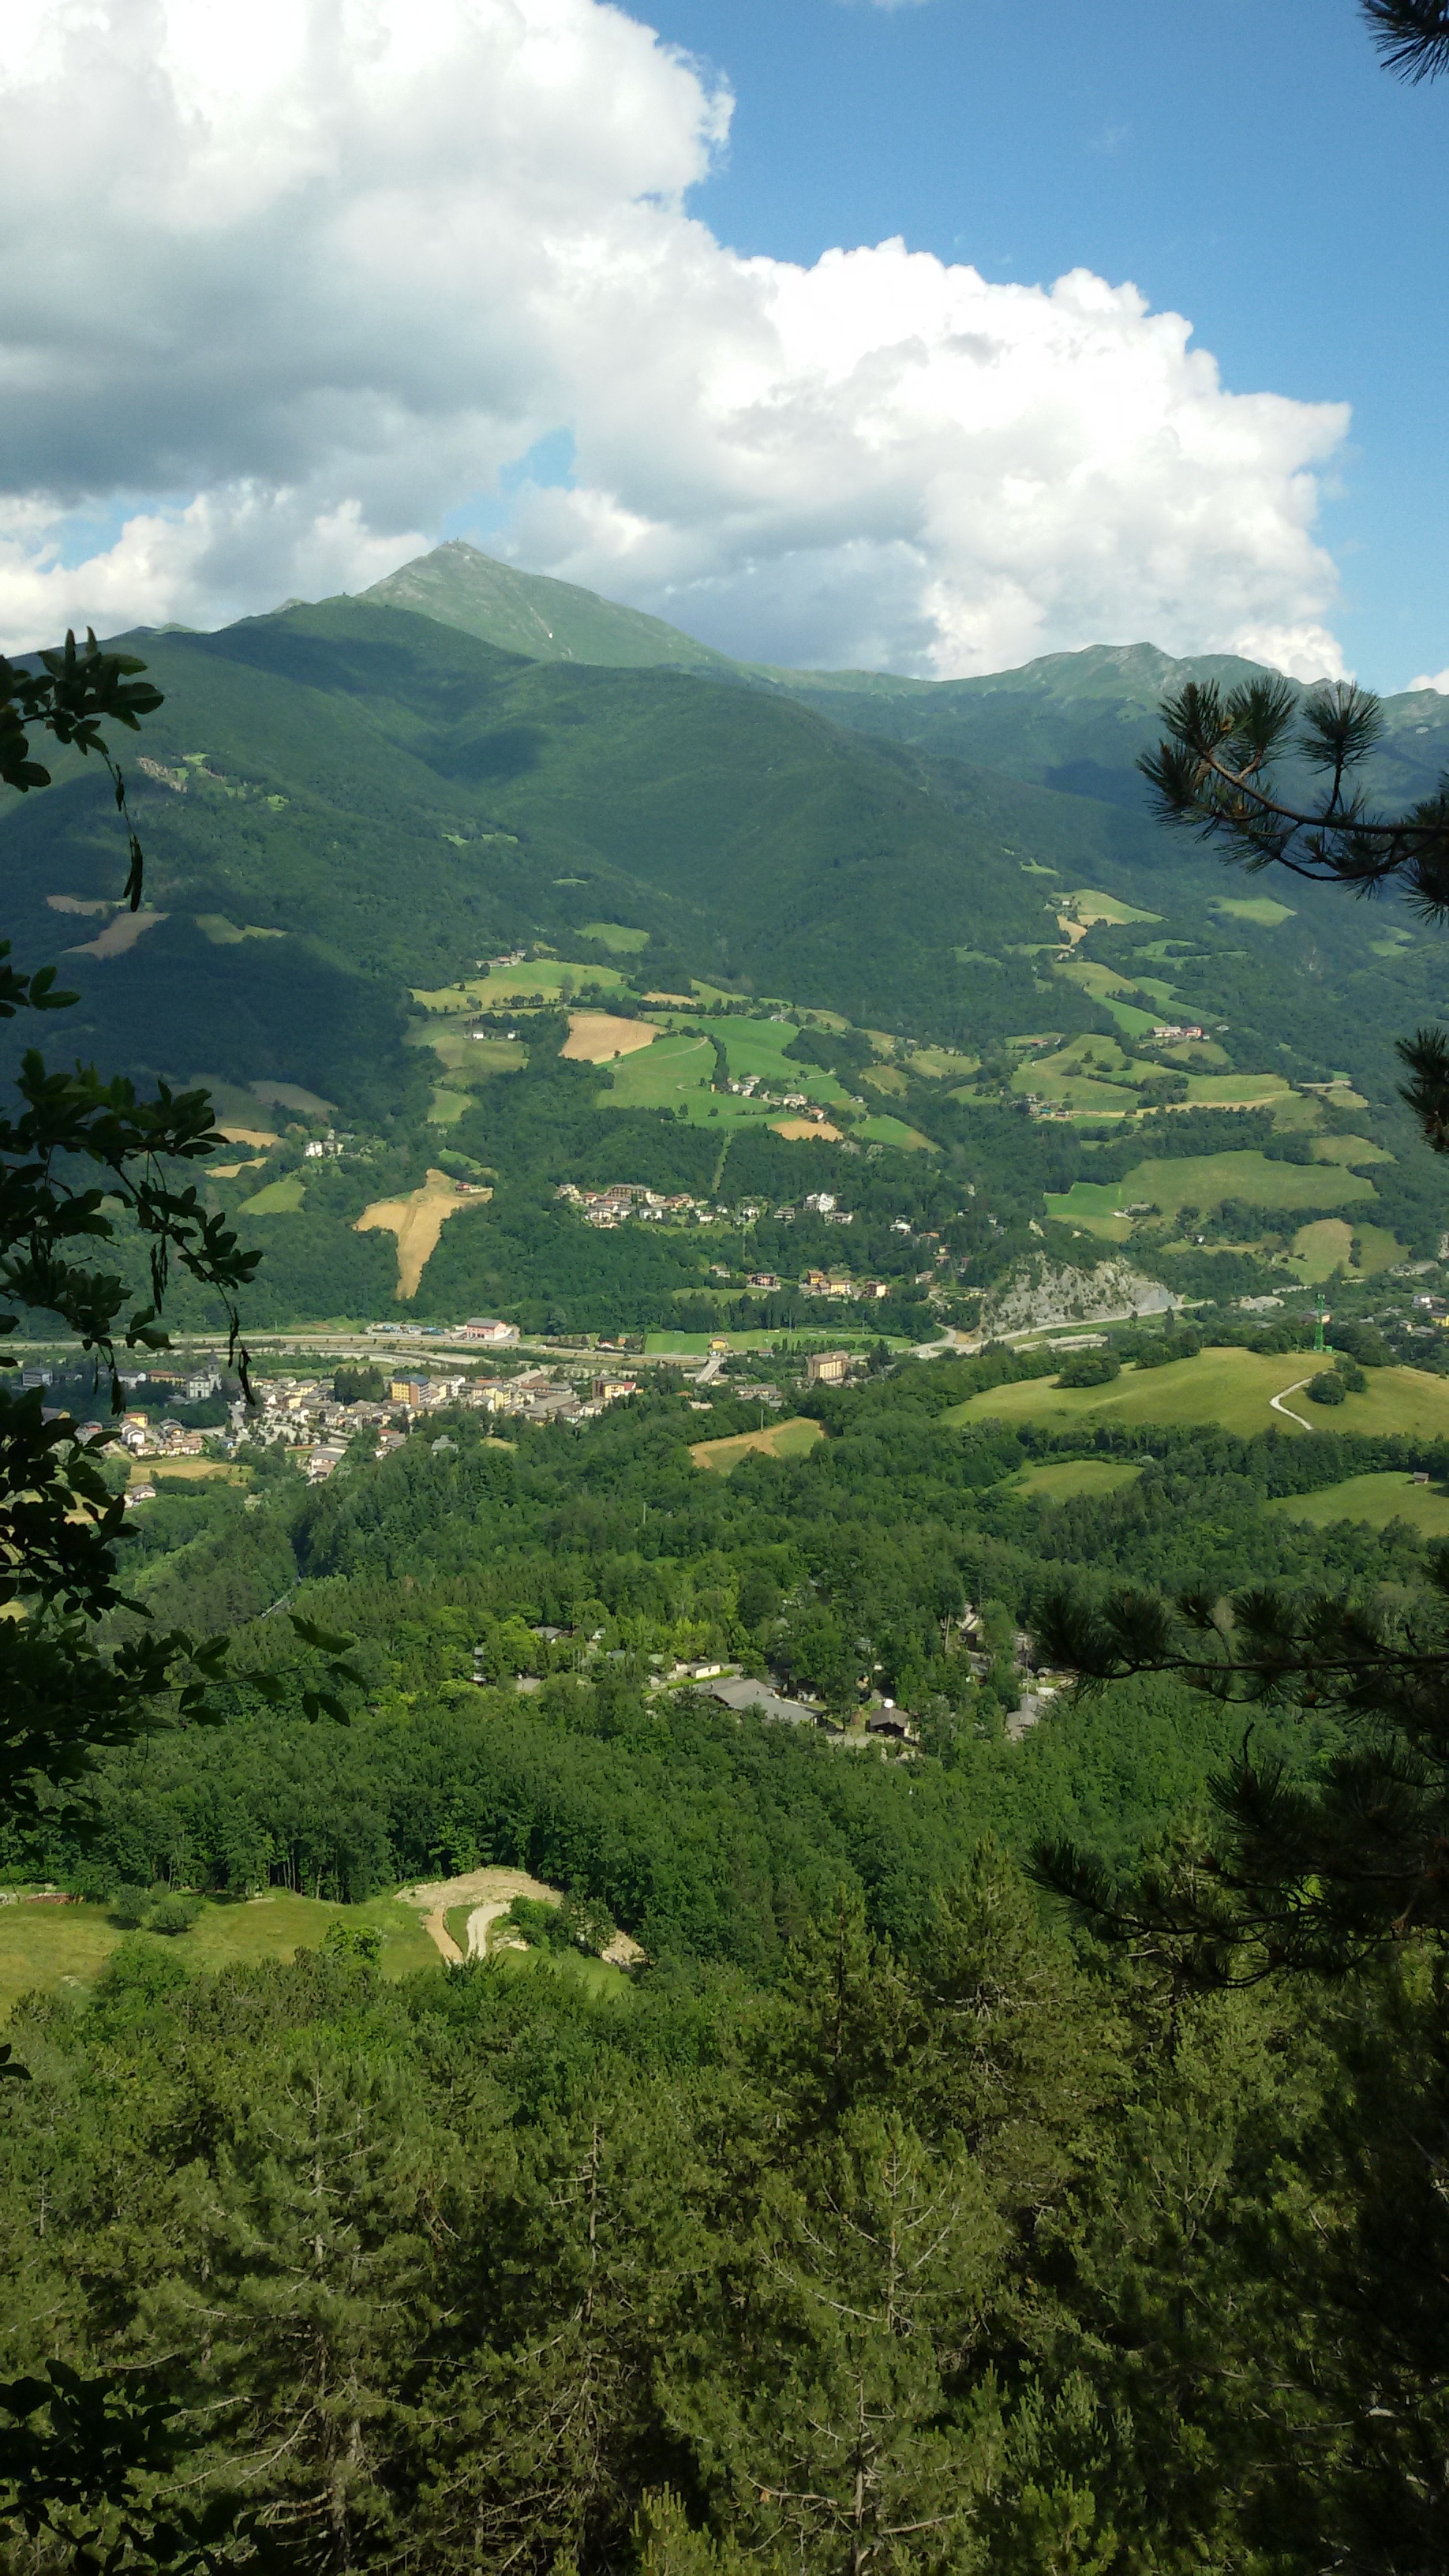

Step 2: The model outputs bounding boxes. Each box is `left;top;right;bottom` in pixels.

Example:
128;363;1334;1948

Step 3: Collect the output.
980;1256;1178;1339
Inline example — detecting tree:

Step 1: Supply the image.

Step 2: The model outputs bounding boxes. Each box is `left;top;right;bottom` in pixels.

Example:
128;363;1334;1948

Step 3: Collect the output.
1;635;358;1826
1032;6;1449;1992
1362;0;1449;81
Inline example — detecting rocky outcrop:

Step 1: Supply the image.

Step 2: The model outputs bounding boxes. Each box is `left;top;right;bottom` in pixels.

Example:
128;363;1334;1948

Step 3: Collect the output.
979;1255;1178;1340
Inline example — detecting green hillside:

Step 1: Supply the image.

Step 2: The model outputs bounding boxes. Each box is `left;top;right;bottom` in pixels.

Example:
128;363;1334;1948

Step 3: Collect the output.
6;574;1447;1338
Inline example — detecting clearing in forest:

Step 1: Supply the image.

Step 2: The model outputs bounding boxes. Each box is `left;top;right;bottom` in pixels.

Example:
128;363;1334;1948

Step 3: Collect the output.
770;1116;842;1140
0;1891;437;2020
1266;1473;1449;1536
1005;1458;1143;1503
561;1012;658;1062
691;1417;825;1472
394;1867;645;1969
356;1166;492;1297
62;907;168;958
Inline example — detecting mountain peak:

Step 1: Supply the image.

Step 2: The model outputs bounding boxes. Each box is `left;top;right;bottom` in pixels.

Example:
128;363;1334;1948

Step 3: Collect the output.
361;543;737;676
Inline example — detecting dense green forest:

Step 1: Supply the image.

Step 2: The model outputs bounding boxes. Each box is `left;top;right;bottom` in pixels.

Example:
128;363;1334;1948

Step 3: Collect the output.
4;1355;1449;2567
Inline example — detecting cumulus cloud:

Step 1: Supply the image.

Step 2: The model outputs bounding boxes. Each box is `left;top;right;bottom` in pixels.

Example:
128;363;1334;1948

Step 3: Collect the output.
0;0;1349;677
1410;668;1449;694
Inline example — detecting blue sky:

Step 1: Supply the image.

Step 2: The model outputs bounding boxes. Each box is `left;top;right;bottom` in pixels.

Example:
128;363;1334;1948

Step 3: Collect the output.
638;0;1449;688
4;0;1445;687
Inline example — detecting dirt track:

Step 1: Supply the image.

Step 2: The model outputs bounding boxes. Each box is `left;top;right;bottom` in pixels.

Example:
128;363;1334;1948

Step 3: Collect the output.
394;1866;646;1967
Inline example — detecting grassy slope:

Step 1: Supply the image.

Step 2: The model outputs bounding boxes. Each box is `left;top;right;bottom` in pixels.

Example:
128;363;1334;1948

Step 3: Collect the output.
1264;1471;1449;1535
1048;1154;1376;1226
690;1417;826;1471
6;599;1121;1106
1006;1458;1145;1502
0;1891;437;2021
946;1354;1449;1443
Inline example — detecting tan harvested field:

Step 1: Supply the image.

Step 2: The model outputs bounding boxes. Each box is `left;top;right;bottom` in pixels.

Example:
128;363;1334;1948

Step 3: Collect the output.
356;1167;492;1298
771;1116;843;1140
65;908;167;958
561;1012;659;1063
215;1124;279;1148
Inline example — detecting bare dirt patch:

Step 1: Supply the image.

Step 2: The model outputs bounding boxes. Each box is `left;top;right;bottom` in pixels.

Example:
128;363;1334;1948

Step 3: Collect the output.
770;1116;843;1141
65;908;167;958
356;1167;492;1298
395;1866;644;1968
561;1012;658;1064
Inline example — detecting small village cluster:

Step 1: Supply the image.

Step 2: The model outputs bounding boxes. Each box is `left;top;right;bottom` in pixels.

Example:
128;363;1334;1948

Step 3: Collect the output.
230;1364;642;1483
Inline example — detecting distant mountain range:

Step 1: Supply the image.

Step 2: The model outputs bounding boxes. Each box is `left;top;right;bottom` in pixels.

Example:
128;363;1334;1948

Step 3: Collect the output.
364;541;1449;814
3;541;1444;1176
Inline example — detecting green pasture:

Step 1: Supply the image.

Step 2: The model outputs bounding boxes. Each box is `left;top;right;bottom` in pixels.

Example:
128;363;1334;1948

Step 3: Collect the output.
1005;1458;1144;1503
1287;1219;1355;1282
605;1029;713;1107
1211;896;1296;927
237;1175;305;1215
1283;1218;1402;1283
578;921;649;950
1312;1134;1392;1166
691;1417;826;1473
1052;961;1158;1037
856;1114;936;1151
1047;1150;1376;1234
1181;1075;1293;1108
414;958;627;1011
906;1046;978;1080
1265;1472;1449;1536
695;1017;852;1107
947;1353;1449;1443
1057;888;1162;926
0;1890;438;2021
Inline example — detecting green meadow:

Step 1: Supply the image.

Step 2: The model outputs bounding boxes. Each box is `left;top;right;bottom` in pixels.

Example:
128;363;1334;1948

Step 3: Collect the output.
1046;1150;1375;1235
1265;1472;1449;1536
0;1890;438;2020
1005;1457;1144;1503
603;1028;713;1108
947;1354;1449;1443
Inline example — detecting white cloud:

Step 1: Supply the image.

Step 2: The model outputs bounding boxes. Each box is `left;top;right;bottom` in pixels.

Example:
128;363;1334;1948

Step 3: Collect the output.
1409;668;1449;694
0;0;1350;679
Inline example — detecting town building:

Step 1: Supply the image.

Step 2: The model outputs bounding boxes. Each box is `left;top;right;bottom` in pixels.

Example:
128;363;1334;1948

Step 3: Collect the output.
806;1350;851;1386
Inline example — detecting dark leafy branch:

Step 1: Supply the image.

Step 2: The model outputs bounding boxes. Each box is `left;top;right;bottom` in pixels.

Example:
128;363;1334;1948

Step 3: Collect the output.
1;628;163;912
1140;677;1449;1155
2;640;361;1818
